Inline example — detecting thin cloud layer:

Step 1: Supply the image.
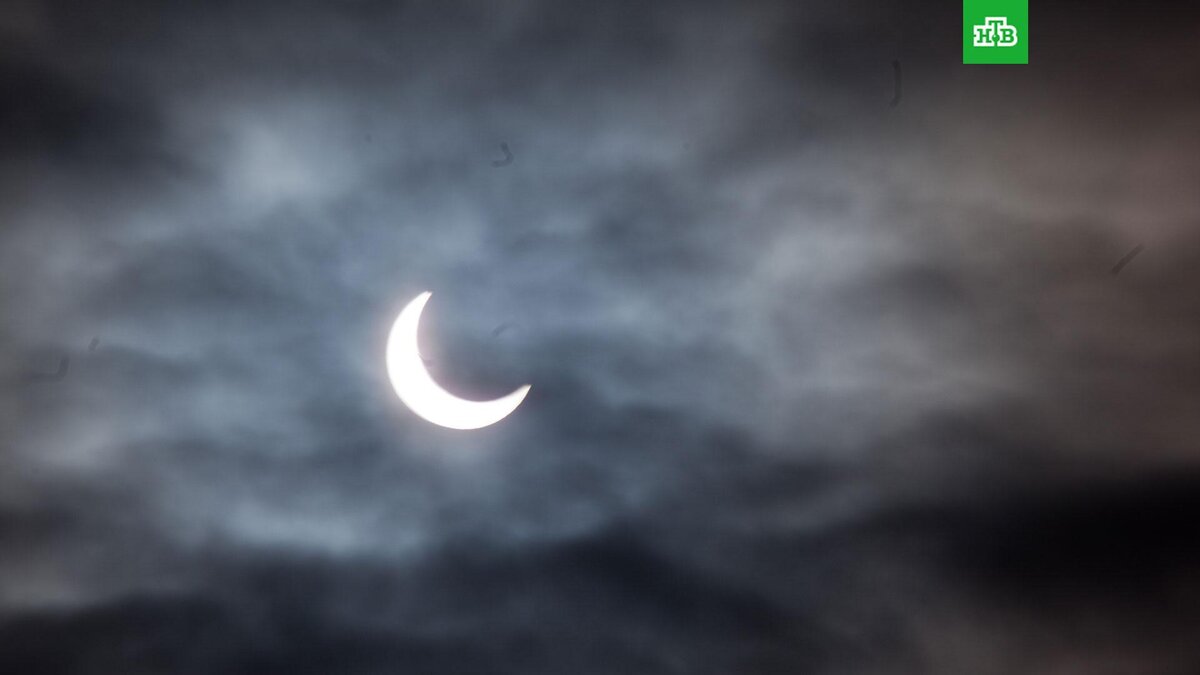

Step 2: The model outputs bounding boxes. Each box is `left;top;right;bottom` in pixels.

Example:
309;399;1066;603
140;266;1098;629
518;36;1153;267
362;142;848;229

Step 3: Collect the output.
3;1;1200;672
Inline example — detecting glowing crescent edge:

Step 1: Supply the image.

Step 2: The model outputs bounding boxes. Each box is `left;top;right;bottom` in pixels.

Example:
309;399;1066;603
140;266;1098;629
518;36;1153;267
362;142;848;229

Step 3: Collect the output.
386;292;530;430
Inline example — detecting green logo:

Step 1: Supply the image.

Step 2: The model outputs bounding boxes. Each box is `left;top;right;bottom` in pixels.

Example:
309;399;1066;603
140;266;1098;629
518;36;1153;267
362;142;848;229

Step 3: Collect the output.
963;0;1028;64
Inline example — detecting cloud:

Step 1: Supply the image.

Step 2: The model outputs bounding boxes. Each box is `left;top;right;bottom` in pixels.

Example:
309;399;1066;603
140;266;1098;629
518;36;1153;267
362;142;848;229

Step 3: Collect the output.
3;0;1200;672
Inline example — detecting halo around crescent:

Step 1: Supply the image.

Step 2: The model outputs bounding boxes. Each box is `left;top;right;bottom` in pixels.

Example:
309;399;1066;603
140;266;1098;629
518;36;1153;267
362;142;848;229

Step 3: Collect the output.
386;292;530;430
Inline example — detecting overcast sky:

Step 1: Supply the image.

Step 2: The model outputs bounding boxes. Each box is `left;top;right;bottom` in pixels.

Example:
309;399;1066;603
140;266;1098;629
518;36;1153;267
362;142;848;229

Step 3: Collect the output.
3;1;1200;673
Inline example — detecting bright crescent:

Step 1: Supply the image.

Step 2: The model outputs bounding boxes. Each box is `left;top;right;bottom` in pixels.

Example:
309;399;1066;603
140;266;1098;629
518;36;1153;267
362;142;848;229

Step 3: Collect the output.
386;292;530;430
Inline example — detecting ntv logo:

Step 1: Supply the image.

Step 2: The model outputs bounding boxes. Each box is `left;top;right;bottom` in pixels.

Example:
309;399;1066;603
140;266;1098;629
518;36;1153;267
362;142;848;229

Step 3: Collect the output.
963;0;1026;63
972;17;1018;47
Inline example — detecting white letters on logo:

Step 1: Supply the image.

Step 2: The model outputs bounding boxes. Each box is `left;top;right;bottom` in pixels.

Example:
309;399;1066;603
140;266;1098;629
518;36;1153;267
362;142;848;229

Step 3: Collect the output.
972;17;1019;47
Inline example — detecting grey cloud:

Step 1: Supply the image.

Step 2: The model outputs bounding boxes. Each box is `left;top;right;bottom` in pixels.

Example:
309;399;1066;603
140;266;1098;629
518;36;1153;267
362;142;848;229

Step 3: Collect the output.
4;0;1200;672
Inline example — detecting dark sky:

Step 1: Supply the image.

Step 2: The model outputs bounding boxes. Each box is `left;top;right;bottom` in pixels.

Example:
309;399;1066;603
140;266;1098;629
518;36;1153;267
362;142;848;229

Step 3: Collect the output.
3;1;1200;673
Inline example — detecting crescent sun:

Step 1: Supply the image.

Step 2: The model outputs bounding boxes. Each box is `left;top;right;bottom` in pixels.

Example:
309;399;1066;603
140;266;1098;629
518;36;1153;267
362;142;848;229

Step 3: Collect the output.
386;291;530;430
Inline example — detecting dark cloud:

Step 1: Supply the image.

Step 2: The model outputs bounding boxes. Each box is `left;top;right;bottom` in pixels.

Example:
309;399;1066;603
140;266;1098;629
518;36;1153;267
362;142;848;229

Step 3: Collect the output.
3;0;1200;672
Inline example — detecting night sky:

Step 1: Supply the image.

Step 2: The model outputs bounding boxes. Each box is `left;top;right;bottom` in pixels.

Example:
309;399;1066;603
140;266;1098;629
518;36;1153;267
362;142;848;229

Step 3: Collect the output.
4;1;1200;673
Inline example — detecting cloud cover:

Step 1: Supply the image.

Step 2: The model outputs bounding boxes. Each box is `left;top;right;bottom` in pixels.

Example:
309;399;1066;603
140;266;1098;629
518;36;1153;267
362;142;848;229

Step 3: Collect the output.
3;0;1200;672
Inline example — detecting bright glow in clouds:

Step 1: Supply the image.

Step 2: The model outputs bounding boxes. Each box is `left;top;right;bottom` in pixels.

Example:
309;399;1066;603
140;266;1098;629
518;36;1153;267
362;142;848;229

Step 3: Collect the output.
386;292;530;430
